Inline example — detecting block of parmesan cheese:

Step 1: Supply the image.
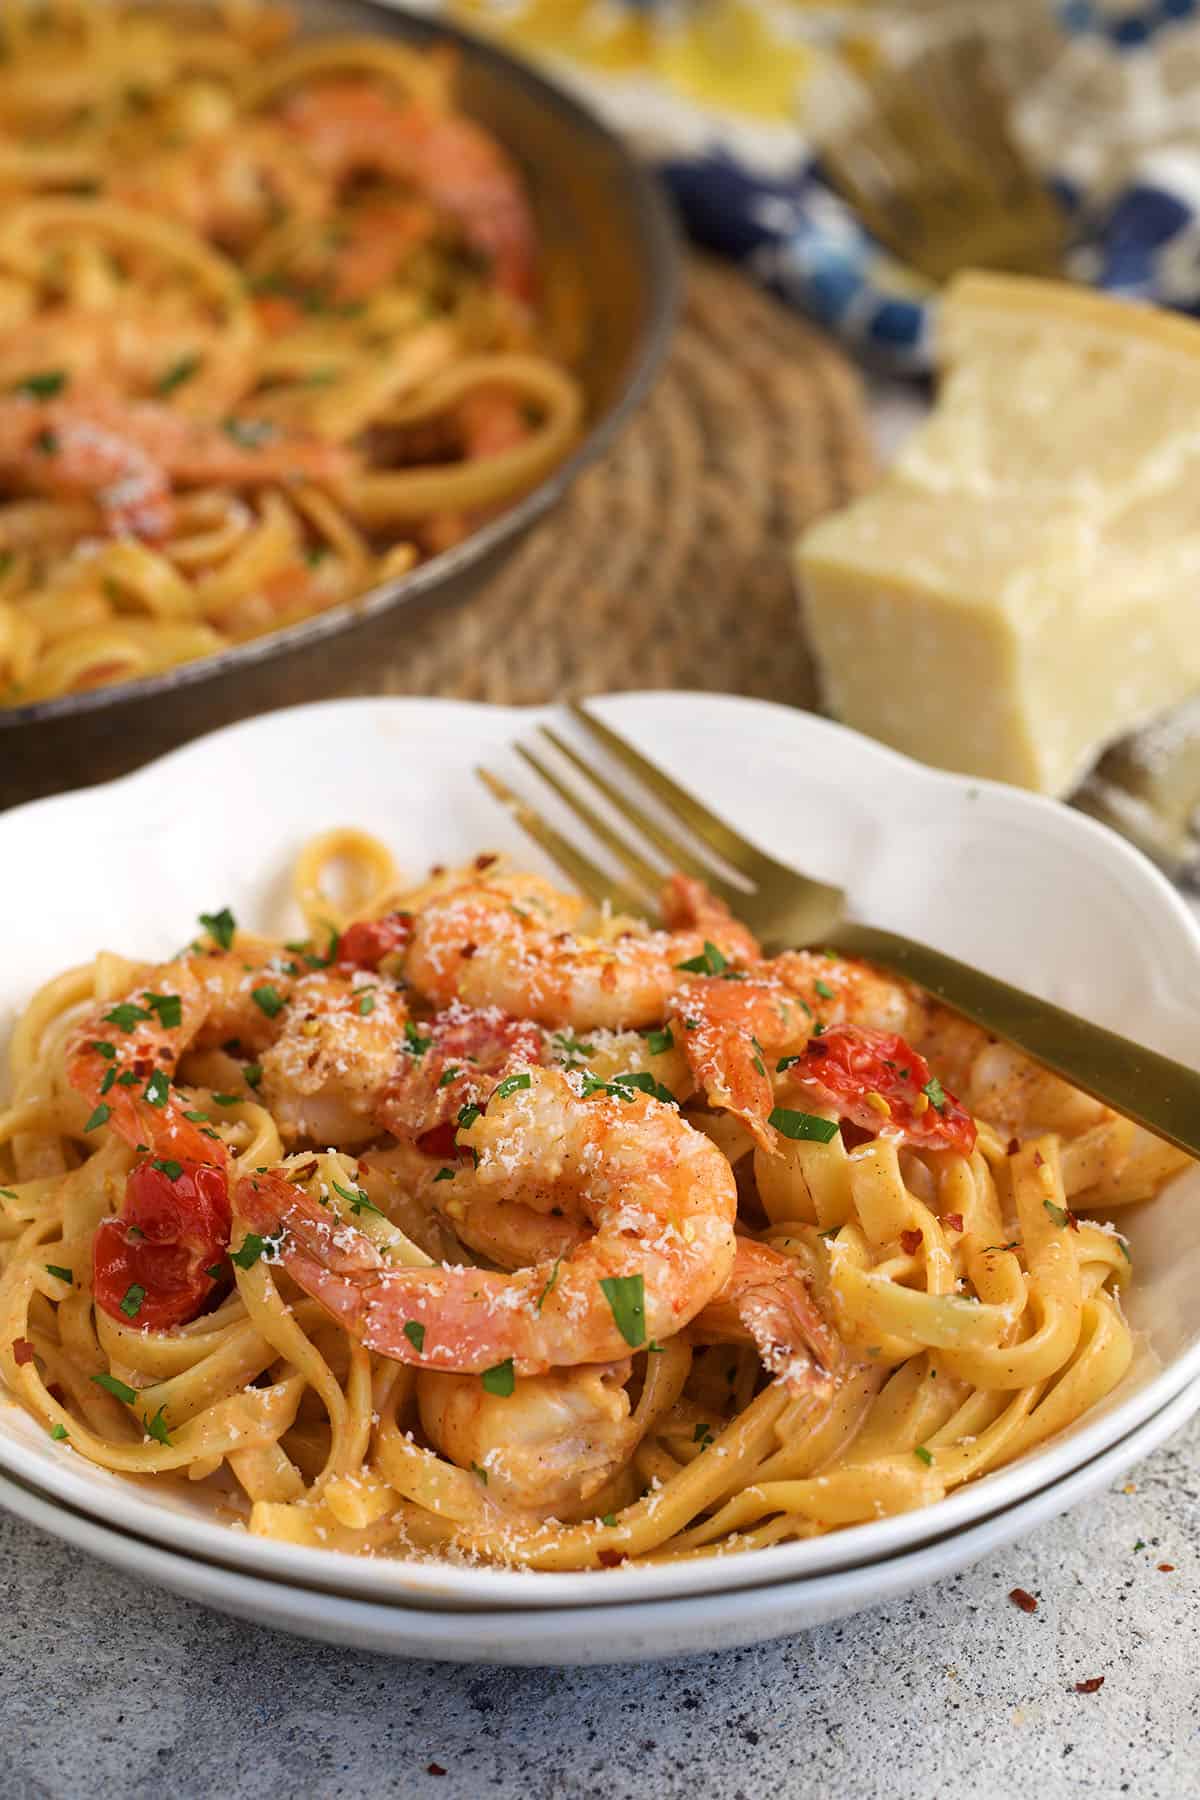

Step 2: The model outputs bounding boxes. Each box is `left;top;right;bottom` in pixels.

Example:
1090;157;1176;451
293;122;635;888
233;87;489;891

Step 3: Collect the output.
798;273;1200;794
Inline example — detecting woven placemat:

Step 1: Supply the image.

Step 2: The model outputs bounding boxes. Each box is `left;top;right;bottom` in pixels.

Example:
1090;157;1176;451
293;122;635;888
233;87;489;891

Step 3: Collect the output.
351;256;875;708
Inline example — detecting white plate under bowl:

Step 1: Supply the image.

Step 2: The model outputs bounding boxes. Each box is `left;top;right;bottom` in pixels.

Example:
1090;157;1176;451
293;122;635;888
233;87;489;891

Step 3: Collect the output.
3;1373;1197;1663
2;692;1199;1612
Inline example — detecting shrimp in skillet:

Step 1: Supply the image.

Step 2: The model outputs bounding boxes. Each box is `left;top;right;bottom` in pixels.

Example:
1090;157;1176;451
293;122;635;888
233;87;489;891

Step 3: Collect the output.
235;1066;738;1375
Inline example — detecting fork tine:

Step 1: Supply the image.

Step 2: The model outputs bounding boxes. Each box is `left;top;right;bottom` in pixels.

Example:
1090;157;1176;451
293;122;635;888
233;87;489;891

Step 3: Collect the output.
515;742;663;903
568;703;776;884
537;726;738;897
476;767;645;915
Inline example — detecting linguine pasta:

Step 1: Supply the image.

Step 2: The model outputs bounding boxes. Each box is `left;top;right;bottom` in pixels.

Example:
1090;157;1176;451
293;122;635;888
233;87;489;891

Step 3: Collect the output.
0;834;1188;1570
0;0;583;706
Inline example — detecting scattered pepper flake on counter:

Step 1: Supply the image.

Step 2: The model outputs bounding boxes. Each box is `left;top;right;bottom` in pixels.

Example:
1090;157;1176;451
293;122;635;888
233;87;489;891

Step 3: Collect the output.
1158;1563;1175;1573
1009;1587;1038;1613
1074;1677;1105;1694
426;1763;447;1778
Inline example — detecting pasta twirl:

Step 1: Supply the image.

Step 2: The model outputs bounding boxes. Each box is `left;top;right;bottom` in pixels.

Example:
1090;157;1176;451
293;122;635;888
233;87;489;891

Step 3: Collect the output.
0;837;1187;1569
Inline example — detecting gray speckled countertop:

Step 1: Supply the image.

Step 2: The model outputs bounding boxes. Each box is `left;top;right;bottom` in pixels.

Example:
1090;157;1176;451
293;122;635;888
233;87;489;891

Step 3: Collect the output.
2;1409;1195;1799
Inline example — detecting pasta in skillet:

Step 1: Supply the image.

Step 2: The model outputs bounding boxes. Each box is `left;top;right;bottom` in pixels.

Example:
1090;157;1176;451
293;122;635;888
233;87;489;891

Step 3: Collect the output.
0;835;1187;1568
0;1;582;705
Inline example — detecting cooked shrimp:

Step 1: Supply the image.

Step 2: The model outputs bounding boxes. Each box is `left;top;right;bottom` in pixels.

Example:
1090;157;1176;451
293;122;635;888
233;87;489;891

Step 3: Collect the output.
235;1066;738;1375
417;1360;636;1516
0;389;352;539
65;945;389;1154
691;1238;843;1394
673;972;812;1154
281;80;537;302
257;971;409;1147
406;872;758;1033
373;1000;543;1152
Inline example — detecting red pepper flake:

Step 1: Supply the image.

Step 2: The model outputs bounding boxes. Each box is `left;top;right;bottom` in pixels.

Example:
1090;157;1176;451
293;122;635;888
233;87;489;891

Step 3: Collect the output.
598;1549;627;1568
460;943;477;961
1158;1563;1175;1573
1074;1677;1105;1694
1066;1209;1080;1233
1032;1149;1044;1168
1009;1587;1038;1613
942;1213;964;1233
474;852;498;870
11;1338;34;1366
427;1763;447;1777
1007;1137;1020;1156
900;1228;923;1255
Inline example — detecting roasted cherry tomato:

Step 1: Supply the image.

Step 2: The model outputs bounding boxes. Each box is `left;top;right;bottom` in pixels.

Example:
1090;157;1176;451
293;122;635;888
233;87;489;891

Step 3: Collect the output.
787;1024;976;1155
336;911;414;971
93;1158;232;1329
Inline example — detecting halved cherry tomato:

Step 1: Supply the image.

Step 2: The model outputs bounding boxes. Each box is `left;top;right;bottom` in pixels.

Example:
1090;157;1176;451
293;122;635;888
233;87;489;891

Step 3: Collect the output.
93;1159;232;1330
336;911;414;971
786;1024;976;1155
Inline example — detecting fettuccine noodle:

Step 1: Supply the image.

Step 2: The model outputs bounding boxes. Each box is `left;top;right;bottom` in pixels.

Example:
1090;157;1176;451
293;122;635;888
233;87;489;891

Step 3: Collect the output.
0;0;583;706
0;837;1187;1569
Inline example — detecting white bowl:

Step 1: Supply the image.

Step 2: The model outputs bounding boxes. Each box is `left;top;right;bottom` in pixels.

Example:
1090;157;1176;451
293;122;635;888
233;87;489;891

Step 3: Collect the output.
2;692;1199;1614
2;1373;1196;1663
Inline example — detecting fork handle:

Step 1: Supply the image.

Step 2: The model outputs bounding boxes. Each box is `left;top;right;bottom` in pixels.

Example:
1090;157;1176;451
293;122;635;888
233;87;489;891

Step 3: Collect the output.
828;922;1200;1159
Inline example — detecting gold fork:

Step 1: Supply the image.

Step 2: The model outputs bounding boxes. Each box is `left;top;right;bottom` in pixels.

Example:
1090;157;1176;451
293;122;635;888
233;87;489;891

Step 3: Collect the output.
478;703;1200;1159
816;32;1066;285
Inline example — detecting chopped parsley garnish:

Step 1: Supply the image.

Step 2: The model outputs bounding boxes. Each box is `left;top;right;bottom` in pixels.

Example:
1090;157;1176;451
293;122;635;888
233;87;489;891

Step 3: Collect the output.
142;991;182;1028
119;1282;146;1319
357;992;375;1016
676;940;728;976
198;906;236;949
1134;1538;1146;1553
644;1026;674;1056
1118;1237;1132;1264
438;1066;461;1089
116;1071;140;1086
404;1020;433;1058
92;1041;116;1060
1043;1199;1070;1229
493;1073;531;1101
0;1189;16;1200
536;1258;561;1313
814;979;834;1000
481;1358;515;1397
205;1264;226;1281
922;1077;947;1112
14;369;66;398
646;1341;664;1353
221;416;276;450
403;1320;425;1354
92;1372;136;1405
768;1107;838;1144
913;1445;934;1467
693;1422;714;1446
212;1094;241;1107
151;1159;182;1181
470;1462;488;1485
103;1001;151;1031
99;1067;116;1096
243;1063;263;1089
182;1110;209;1123
143;1405;172;1446
752;1054;766;1077
582;1071;676;1107
600;1273;646;1348
44;1265;72;1284
553;1032;595;1059
432;1167;454;1183
331;1177;382;1219
456;1103;481;1130
34;427;58;456
600;1513;617;1528
143;1069;169;1108
230;1232;278;1270
251;984;284;1019
157;353;202;396
48;1423;68;1441
83;1103;111;1132
776;1054;802;1072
